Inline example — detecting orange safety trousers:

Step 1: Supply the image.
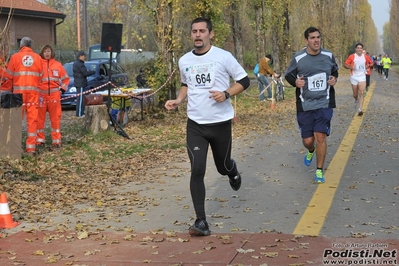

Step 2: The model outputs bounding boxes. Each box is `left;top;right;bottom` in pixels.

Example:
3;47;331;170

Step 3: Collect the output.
36;91;62;145
22;91;39;152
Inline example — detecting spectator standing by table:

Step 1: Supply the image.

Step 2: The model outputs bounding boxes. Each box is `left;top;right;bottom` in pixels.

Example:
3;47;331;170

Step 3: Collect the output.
165;17;250;236
6;37;43;156
285;26;339;184
73;51;95;117
37;44;70;148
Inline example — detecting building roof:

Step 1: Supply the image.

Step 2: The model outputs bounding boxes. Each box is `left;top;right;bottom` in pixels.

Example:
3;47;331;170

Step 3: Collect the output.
0;0;65;18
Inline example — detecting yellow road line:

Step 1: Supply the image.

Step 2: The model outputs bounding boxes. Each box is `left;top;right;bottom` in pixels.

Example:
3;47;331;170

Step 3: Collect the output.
292;81;376;236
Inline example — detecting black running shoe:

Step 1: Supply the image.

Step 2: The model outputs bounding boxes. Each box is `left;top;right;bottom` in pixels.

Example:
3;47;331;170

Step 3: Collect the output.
229;172;241;191
188;219;211;236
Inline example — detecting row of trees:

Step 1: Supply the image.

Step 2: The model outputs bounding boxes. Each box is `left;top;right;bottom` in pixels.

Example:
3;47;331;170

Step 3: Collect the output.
31;0;399;104
386;0;399;58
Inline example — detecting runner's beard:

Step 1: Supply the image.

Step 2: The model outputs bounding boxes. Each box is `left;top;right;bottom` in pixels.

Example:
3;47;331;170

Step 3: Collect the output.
194;40;204;49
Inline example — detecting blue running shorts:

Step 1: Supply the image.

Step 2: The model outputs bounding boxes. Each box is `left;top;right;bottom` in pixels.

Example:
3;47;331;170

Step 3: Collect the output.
297;108;333;139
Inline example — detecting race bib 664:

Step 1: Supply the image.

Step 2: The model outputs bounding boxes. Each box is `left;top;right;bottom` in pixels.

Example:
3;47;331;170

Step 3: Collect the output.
190;63;215;89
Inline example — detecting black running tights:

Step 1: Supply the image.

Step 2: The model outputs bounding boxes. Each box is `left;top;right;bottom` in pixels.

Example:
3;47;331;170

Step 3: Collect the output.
186;118;238;219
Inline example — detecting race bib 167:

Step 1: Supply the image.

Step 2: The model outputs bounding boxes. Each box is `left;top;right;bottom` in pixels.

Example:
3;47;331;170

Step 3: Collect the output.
307;73;327;91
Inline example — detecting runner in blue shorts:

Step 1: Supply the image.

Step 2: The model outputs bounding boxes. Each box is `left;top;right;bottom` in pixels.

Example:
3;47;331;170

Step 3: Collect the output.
285;27;339;184
297;108;333;139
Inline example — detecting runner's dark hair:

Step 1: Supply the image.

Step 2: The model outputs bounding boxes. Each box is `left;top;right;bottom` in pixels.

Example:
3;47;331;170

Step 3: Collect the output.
304;27;320;39
191;17;212;32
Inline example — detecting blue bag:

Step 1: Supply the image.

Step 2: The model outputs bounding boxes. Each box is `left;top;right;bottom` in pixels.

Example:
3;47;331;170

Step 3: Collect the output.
253;63;259;76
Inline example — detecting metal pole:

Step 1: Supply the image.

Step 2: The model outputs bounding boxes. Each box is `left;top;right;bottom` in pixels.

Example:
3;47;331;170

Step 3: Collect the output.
82;0;88;51
107;52;113;110
77;0;81;50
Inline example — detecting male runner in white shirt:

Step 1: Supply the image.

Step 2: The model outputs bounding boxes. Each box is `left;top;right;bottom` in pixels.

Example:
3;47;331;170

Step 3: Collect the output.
165;17;250;236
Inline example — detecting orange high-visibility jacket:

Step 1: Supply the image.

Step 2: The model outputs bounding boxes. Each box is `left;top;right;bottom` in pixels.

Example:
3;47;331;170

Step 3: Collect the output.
38;58;70;94
7;46;43;93
0;58;12;92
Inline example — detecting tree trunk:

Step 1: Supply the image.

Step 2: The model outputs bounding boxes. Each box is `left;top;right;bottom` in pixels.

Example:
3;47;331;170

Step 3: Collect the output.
84;104;110;134
0;107;22;159
255;1;264;61
231;1;244;65
271;28;280;70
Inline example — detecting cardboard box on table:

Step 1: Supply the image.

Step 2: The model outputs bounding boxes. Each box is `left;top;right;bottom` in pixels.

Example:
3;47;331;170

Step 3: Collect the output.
0;107;22;159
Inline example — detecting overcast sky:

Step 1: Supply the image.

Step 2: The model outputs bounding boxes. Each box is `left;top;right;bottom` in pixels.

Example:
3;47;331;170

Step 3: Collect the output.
368;0;390;34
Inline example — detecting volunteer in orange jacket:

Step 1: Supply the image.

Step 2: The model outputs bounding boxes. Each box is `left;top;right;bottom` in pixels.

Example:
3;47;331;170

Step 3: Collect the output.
0;46;12;93
0;60;12;93
6;37;43;155
37;44;70;148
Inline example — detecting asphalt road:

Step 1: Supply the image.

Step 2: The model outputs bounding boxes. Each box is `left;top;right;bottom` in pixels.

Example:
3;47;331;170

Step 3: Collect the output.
125;70;398;240
5;70;399;241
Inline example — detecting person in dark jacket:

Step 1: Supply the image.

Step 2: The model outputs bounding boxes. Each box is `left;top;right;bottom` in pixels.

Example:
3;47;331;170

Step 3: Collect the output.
73;51;95;117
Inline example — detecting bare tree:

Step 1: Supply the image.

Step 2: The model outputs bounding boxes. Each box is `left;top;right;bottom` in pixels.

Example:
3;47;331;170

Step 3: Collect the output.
40;0;386;76
230;0;244;65
389;0;399;59
254;0;265;61
0;7;13;65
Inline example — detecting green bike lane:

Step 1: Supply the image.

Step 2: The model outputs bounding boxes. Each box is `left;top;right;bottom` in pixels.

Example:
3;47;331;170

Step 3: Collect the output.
1;71;398;265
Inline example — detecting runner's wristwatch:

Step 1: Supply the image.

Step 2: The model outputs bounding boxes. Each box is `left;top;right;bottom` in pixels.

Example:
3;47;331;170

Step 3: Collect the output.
224;91;230;100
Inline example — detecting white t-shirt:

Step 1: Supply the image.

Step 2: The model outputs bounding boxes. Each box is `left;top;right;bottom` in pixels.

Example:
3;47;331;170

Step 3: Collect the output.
179;46;247;124
352;53;366;77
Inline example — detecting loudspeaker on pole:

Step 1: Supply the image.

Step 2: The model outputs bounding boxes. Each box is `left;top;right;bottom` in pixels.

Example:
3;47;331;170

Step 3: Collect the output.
101;23;123;53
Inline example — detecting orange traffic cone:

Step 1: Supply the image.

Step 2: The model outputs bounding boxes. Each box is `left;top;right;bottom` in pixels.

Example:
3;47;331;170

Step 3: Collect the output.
270;98;276;109
0;193;20;229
